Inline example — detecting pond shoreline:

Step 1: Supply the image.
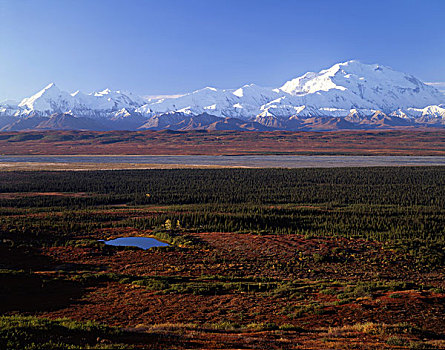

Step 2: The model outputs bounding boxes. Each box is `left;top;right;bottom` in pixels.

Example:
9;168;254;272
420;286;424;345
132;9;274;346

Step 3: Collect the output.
100;236;170;250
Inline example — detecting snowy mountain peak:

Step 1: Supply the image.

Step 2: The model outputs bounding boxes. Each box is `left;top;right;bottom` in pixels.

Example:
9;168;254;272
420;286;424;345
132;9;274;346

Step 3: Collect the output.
278;60;443;111
14;83;146;115
25;82;60;100
43;82;57;90
233;84;266;97
94;88;112;96
18;82;71;111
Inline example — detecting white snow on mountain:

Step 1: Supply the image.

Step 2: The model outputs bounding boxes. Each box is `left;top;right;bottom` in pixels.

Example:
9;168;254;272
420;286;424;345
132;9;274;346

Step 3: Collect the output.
278;60;443;111
137;84;282;119
135;60;444;121
15;83;147;117
1;60;445;131
18;83;75;112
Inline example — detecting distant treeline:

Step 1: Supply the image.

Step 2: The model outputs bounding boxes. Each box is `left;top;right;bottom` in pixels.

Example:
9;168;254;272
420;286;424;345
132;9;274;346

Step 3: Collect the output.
0;167;444;207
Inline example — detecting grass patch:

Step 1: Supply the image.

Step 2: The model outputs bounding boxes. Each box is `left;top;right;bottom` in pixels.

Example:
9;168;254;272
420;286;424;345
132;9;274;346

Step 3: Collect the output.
0;315;129;350
337;281;415;299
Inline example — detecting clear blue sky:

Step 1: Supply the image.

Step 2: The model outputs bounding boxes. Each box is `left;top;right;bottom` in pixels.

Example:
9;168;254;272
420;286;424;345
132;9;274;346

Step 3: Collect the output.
0;0;444;101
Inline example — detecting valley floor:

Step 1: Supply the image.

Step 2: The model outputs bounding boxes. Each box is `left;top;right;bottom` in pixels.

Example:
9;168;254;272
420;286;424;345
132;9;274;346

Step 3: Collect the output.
0;168;444;349
0;129;444;156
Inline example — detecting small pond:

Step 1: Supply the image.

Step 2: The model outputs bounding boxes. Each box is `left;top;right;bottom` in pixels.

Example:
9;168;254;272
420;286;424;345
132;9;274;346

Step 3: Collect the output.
100;237;169;250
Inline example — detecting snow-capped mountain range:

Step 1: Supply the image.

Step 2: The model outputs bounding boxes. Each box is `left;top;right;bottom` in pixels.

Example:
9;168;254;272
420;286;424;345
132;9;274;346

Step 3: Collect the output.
1;60;444;131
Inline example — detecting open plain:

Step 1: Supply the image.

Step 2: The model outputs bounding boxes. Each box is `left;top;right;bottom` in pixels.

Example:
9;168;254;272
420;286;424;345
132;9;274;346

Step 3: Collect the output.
0;130;444;156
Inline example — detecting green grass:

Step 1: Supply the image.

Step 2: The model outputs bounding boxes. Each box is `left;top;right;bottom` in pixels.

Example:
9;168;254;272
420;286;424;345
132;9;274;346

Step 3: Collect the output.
0;315;130;350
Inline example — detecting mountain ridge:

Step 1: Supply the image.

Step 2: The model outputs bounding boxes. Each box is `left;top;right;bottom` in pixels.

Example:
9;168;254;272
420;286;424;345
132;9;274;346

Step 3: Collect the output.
1;60;444;131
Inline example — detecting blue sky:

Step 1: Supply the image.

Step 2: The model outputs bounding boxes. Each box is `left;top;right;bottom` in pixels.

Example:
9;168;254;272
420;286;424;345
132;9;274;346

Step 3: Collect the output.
0;0;444;101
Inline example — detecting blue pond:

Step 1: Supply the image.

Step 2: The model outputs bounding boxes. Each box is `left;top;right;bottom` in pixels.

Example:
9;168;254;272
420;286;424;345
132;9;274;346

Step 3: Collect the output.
101;237;169;250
